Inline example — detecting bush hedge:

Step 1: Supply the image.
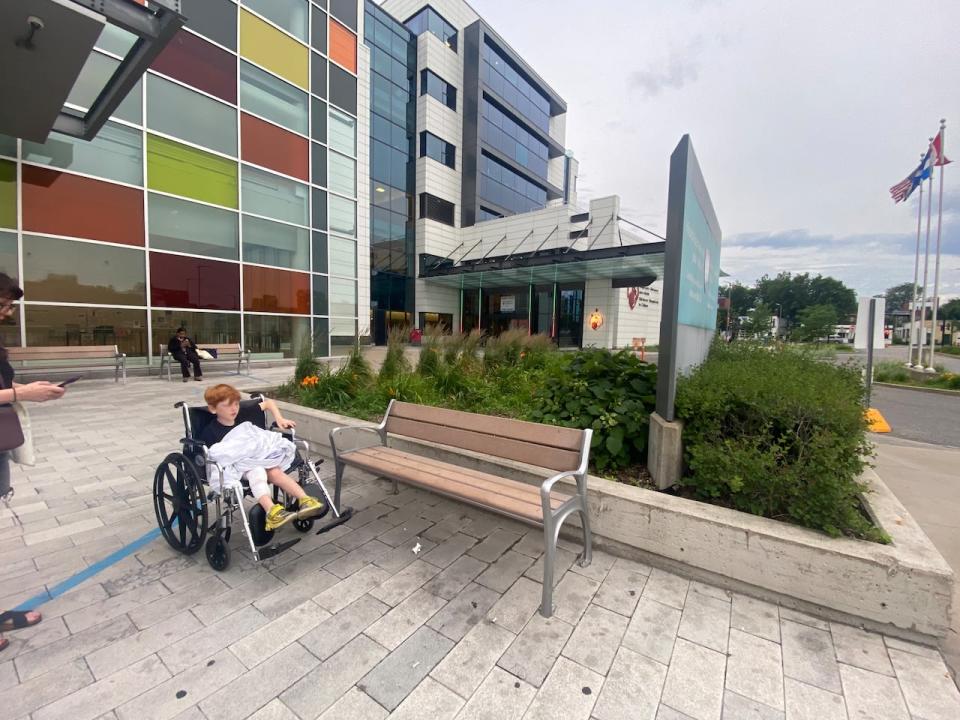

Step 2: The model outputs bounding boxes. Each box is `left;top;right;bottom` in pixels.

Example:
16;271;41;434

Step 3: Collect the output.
675;342;885;541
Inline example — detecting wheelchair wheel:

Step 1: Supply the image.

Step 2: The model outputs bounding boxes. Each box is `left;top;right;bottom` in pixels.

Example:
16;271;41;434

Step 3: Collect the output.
154;452;208;555
205;535;230;571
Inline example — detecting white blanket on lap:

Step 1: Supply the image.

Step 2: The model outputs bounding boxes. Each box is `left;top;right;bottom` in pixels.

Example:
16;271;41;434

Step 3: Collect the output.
207;421;296;486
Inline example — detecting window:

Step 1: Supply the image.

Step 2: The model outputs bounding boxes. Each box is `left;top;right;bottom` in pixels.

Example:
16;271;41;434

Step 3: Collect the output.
419;193;455;226
68;51;142;124
481;38;551;132
0;232;16;284
328;107;356;155
328;151;356;196
151;30;237;103
0;135;16;158
147;75;237;156
241;113;309;181
26;306;147;357
312;275;328;314
329;18;357;73
311;5;328;54
312;231;328;273
311;97;327;141
149;193;239;259
480;99;549;180
22;121;142;186
147;135;238;209
243;0;308;41
328;195;356;236
312;189;327;230
478;152;548;215
328;65;357;115
151;310;240;353
329;277;356;316
244;314;311;358
312;143;327;186
419;131;455;169
312;52;327;101
478;207;503;222
329;0;358;32
149;252;241;310
96;24;136;56
239;9;309;89
328;236;356;276
420;69;456;110
243;265;310;314
329;316;356;354
23;235;146;305
242;215;310;270
241;165;309;226
0;161;12;229
405;6;457;52
313;317;329;356
240;61;309;135
419;312;453;333
179;0;237;50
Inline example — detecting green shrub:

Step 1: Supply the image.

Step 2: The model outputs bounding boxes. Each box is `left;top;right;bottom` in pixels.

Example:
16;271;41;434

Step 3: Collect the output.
342;341;372;386
873;360;910;383
529;349;657;472
294;334;319;383
379;326;411;381
675;342;884;541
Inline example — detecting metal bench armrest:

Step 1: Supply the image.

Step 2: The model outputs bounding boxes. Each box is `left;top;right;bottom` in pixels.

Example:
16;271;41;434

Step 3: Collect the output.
329;425;387;457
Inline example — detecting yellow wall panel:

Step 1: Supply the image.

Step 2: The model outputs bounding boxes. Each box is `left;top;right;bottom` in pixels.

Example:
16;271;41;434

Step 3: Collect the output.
239;9;309;90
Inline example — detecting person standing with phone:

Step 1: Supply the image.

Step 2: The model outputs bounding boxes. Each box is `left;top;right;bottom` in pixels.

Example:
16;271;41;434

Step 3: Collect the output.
0;271;67;652
168;327;203;383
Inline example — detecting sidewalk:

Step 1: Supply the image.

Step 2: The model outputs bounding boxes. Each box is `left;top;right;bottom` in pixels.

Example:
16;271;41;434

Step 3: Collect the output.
0;369;958;719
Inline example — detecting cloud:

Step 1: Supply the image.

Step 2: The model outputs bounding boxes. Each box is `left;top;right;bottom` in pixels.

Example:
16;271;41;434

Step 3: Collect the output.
629;38;705;98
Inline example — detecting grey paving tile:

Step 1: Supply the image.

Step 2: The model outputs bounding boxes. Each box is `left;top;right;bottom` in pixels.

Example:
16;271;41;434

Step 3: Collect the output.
591;559;648;617
389;676;464;720
567;548;619;584
378;517;433;547
476;550;536;593
522;655;603;720
190;572;285;626
830;623;894;676
779;607;829;632
158;605;269;675
882;635;942;660
229;600;331;668
314;564;392;613
265;543;345;584
498;613;574;688
454;666;537;720
316;687;387;720
365;588;448;650
85;609;204;679
426;582;501;642
369;560;441;606
780;619;841;694
0;657;93;720
420;532;478;569
511;529;546;558
62;581;171;634
14;613;138;681
523;547;578;587
725;629;784;711
253;570;339;620
247;699;300;720
0;660;16;692
467;528;522;563
460;512;504;539
359;626;454;711
550;569;599;625
621;597;682;665
688;581;731;603
374;538;438;574
299;593;390;661
128;575;230;630
431;618;515;699
335;518;394;552
561;603;628;675
320;539;392;579
721;691;784;720
423;554;488;600
1;614;71;660
660;638;726;720
676;584;730;654
888;647;960;719
487;576;543;634
592;646;667;720
642;568;689;610
730;593;780;643
783;678;847;720
838;662;910;720
656;705;696;720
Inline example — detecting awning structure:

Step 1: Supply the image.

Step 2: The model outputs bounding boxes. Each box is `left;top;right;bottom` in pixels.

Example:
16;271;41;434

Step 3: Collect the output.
0;0;184;142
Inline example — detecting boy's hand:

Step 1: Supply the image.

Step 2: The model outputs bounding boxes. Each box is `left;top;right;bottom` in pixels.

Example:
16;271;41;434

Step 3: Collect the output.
276;418;296;430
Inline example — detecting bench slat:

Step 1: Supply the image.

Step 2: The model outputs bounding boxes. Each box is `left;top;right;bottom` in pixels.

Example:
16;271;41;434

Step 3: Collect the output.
8;346;120;360
386;416;581;472
389;401;583;452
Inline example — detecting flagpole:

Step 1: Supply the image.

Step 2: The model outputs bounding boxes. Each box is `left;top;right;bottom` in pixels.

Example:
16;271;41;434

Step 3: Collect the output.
907;154;924;367
927;119;947;372
918;139;935;369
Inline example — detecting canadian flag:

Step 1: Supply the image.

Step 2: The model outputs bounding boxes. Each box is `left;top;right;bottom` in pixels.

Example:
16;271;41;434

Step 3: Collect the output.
931;129;951;167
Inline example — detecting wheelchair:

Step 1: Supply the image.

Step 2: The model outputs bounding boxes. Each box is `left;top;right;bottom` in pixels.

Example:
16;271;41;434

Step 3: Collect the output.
152;394;353;571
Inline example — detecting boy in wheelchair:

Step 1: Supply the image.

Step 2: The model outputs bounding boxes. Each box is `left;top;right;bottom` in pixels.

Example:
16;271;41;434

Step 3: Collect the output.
201;384;325;531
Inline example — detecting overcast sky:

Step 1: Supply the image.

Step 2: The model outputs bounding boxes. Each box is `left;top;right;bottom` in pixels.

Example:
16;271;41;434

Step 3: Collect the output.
466;0;960;299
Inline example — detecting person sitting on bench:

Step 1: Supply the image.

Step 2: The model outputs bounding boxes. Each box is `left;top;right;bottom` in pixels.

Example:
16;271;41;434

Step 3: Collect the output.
169;327;202;383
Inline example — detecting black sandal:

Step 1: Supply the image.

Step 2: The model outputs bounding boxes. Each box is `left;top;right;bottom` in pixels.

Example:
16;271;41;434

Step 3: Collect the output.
0;610;42;632
0;636;8;652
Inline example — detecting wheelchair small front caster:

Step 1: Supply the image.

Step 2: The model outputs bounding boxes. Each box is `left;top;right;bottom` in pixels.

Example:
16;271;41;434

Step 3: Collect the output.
205;535;230;571
293;518;314;532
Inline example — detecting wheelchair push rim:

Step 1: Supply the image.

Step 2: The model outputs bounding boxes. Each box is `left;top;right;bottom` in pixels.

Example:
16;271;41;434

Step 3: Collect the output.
153;452;208;555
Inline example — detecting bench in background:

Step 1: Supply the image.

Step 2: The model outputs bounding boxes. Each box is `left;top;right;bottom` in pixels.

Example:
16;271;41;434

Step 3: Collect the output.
158;343;251;381
7;345;126;383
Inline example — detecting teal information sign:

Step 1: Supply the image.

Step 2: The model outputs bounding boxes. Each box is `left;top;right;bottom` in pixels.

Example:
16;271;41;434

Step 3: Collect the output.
677;184;721;330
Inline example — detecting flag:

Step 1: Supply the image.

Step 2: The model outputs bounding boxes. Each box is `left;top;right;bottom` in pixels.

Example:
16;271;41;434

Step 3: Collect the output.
890;150;933;203
931;129;951;166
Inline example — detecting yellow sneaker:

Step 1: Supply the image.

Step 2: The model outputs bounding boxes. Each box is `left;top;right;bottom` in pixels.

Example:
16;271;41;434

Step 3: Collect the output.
297;495;326;519
265;504;295;531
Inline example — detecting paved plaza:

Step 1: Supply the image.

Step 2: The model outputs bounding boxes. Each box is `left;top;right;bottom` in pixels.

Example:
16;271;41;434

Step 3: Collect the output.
1;367;959;719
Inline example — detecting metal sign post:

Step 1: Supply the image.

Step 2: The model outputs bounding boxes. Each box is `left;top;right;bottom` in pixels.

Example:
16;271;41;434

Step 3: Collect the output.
865;298;876;408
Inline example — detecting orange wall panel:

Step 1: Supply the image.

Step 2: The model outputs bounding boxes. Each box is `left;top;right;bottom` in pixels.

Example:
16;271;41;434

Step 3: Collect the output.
329;19;357;74
243;265;310;314
241;113;309;181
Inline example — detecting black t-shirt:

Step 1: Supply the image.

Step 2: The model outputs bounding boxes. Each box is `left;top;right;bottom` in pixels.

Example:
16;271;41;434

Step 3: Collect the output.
0;356;14;390
199;419;238;447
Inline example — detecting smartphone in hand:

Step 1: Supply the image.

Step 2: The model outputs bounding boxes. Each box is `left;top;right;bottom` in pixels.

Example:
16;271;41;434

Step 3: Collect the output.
58;376;82;388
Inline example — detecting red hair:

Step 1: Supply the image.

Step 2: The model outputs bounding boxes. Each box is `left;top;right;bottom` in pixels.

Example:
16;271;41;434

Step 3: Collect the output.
204;384;241;406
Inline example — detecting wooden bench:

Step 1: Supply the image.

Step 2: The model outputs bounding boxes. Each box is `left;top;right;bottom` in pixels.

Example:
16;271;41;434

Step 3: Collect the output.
7;345;126;383
329;400;593;617
159;343;251;381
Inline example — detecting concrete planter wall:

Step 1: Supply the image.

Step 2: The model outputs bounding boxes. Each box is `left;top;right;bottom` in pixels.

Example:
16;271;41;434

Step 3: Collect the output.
276;399;954;642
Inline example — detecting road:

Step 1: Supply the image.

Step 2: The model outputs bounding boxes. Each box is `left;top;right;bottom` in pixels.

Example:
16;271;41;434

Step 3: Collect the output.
846;345;960;373
871;384;960;448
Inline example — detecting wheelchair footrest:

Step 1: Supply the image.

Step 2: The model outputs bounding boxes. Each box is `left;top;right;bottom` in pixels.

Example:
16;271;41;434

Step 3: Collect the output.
257;538;301;560
315;506;354;534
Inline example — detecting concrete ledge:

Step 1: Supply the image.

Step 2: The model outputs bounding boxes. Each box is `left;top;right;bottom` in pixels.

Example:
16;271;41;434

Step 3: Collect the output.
874;381;960;397
275;399;955;642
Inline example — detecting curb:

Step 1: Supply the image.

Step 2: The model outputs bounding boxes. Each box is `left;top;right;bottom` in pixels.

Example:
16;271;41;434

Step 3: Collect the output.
874;381;960;397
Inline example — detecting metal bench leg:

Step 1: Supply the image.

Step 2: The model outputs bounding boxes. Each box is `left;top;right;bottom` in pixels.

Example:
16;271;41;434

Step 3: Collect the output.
392;478;399;495
540;514;557;618
333;459;345;509
578;503;593;567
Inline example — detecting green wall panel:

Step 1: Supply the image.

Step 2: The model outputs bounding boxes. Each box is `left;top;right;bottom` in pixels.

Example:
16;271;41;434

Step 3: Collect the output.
146;135;238;209
0;160;15;229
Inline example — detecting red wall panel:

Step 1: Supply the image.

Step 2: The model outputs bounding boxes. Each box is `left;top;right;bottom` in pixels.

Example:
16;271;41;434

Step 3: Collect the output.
241;113;309;181
151;30;237;104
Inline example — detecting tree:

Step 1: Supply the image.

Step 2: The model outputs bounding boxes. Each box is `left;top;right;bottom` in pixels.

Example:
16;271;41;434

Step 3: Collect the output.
754;272;857;324
741;303;773;339
940;298;960;321
793;304;838;343
885;283;916;312
808;276;856;319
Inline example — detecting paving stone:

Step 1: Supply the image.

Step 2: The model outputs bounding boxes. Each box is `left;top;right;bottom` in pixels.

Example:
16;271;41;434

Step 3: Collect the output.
23;516;104;545
199;642;319;720
431;618;515;698
426;581;500;642
780;619;841;694
688;581;731;603
247;698;300;720
299;593;390;661
730;593;780;643
838;662;910;720
254;570;339;619
562;604;628;675
467;528;522;563
882;635;942;660
159;605;269;675
359;626;454;711
229;600;331;668
591;559;648;617
725;628;784;711
268;543;345;584
642;568;689;610
281;634;388;717
315;687;387;720
321;539;392;578
567;548;618;584
335;518;394;552
523;547;577;587
116;648;246;720
369;560;441;606
14;613;138;681
86;609;204;679
0;657;92;719
420;532;477;569
660;638;726;720
888;647;960;719
487;576;543;633
423;554;488;600
374;538;438;574
721;691;784;719
476;550;536;593
656;706;697;720
460;512;504;539
389;676;464;720
498;613;574;688
621;597;682;665
314;564;392;613
592;645;667;720
1;614;71;660
365;589;448;650
511;529;545;558
30;581;109;621
63;580;171;634
522;655;603;720
0;660;16;692
378;517;433;547
34;654;170;720
551;570;600;625
779;607;829;631
128;576;230;630
783;678;848;720
829;623;894;676
453;666;537;720
191;573;286;626
422;517;464;543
